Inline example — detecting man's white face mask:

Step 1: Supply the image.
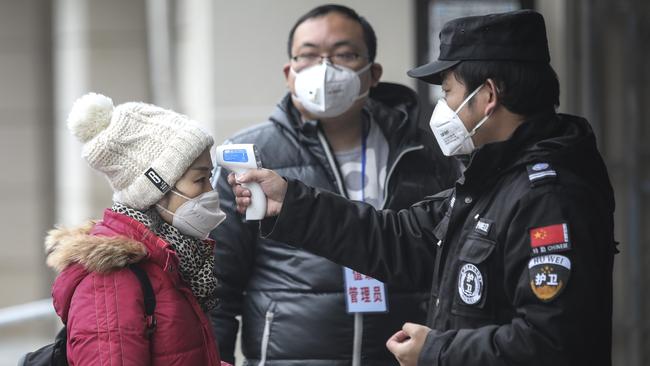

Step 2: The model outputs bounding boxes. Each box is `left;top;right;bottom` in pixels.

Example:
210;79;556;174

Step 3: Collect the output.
291;60;372;119
429;84;491;156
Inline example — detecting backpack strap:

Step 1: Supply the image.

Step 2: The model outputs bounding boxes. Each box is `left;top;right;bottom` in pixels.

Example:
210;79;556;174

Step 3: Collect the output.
21;265;158;366
128;264;157;339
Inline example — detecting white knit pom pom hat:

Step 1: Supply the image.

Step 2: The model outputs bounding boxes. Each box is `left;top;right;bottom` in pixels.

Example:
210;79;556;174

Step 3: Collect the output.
67;92;214;210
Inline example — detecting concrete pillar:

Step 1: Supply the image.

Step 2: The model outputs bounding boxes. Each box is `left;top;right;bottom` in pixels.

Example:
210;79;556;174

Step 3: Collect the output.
53;0;150;226
53;0;93;226
175;0;218;140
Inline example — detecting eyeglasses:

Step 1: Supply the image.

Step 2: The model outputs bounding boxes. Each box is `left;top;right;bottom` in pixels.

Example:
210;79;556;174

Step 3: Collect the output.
291;52;368;68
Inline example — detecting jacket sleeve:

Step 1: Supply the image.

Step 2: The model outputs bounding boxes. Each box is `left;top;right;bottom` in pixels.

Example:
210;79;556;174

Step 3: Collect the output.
261;179;450;287
418;185;615;366
208;166;258;364
67;270;151;365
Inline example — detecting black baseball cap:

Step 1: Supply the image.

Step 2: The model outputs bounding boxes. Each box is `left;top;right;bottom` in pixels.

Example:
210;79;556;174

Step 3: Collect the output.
408;10;551;85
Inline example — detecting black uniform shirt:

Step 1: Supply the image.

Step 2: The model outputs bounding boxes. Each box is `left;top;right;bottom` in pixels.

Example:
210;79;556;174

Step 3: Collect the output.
263;112;616;366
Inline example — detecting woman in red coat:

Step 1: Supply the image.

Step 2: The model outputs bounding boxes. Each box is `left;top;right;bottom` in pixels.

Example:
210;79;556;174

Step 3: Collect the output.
46;93;231;365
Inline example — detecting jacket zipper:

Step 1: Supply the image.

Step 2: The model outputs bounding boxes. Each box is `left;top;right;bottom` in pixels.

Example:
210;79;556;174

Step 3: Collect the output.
317;129;363;364
258;310;274;366
380;145;424;209
317;129;423;365
317;130;347;196
317;131;424;208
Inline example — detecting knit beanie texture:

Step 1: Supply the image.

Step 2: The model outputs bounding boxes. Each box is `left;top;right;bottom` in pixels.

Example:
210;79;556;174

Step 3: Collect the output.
67;93;214;209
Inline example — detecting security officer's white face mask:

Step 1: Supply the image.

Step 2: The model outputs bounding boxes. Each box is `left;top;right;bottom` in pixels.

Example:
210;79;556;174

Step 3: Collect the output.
291;60;372;119
429;84;491;156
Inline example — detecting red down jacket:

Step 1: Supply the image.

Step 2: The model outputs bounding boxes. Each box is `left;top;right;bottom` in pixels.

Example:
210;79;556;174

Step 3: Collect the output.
46;209;230;366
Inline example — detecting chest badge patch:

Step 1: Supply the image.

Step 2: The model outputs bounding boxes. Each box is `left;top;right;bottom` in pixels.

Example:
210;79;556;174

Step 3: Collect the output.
529;223;571;255
474;218;492;236
528;254;571;302
458;263;484;305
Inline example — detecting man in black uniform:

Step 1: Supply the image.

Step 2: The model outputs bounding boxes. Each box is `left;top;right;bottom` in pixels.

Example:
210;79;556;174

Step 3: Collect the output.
227;10;616;366
209;5;459;365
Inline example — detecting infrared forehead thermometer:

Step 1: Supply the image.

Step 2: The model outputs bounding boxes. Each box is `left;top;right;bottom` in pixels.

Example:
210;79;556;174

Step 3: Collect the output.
215;144;267;221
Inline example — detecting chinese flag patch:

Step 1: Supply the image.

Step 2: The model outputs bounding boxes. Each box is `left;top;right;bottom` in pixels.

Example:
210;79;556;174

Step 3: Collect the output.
529;223;571;255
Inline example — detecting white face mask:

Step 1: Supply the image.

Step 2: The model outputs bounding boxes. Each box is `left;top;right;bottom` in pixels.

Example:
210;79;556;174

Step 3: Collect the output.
291;60;372;119
156;189;226;240
429;84;491;156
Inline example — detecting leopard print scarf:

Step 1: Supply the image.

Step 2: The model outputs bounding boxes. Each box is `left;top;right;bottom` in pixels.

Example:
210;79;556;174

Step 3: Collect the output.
112;203;218;312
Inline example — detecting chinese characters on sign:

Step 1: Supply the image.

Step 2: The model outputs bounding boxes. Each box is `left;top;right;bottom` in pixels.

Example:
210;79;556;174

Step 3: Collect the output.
344;267;388;313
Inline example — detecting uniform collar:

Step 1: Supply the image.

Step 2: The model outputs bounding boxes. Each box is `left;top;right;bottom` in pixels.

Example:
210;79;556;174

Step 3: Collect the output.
460;111;560;188
271;83;421;148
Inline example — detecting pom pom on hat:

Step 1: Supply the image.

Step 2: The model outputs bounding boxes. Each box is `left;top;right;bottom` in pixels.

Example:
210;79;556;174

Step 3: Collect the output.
67;92;114;143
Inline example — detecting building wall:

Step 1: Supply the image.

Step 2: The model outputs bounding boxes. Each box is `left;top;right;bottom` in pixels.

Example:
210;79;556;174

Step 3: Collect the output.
0;0;53;308
0;1;56;362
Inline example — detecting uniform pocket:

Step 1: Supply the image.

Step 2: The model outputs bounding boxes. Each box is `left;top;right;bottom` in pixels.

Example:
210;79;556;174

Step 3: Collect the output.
452;236;496;318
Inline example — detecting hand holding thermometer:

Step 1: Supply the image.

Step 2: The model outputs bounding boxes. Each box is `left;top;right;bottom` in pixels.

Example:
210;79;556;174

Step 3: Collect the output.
215;144;267;220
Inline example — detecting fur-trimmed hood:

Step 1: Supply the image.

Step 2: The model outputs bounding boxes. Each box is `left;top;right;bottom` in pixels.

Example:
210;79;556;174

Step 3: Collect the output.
49;209;181;325
47;209;224;365
45;220;147;274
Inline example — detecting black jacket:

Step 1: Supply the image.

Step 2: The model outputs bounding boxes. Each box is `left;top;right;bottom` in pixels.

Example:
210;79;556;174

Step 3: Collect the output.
210;83;460;365
262;112;616;366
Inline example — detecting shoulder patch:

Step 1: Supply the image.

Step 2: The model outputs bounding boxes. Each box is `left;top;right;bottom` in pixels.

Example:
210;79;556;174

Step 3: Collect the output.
528;254;571;302
529;223;571;255
526;162;557;186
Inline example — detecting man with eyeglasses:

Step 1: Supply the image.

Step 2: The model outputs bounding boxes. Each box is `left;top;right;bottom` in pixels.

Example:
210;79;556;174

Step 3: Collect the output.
227;9;616;366
208;4;459;366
